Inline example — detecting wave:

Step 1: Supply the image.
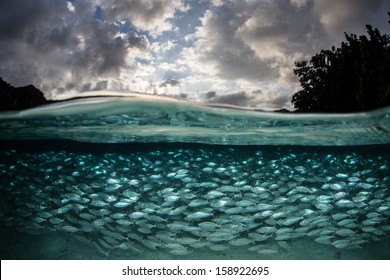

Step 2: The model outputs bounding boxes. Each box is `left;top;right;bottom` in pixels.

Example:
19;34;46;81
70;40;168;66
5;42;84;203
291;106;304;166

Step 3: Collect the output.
0;95;389;146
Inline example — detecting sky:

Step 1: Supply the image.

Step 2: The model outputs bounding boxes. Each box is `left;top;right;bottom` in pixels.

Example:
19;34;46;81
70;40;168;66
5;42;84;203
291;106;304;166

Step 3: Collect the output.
0;0;389;110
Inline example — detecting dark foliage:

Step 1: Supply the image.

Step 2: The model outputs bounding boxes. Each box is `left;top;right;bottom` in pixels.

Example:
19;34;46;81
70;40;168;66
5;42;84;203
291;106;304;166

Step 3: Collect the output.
0;77;50;111
292;16;390;112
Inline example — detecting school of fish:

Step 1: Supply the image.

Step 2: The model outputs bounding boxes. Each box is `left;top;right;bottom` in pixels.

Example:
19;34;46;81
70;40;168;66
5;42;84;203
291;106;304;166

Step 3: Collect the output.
0;146;389;257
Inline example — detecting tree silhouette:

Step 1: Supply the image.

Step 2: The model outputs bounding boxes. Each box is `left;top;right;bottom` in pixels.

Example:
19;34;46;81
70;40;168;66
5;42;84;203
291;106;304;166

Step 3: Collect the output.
292;15;390;112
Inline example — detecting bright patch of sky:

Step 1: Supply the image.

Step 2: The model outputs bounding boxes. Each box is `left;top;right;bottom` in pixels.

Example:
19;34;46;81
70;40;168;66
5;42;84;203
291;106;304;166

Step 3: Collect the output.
0;0;389;110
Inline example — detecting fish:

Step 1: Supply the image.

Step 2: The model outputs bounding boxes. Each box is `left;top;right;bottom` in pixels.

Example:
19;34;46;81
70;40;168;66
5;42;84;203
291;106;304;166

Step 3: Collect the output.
257;249;278;255
248;232;269;242
0;145;389;260
185;211;213;220
281;216;302;226
175;237;199;245
314;236;333;245
229;238;253;246
198;222;220;230
336;229;355;237
167;206;188;216
170;249;191;255
62;225;80;233
164;243;187;250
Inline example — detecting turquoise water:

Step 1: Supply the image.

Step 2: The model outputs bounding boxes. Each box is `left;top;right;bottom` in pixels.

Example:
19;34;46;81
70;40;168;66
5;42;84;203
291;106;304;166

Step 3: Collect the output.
1;96;389;145
0;96;389;260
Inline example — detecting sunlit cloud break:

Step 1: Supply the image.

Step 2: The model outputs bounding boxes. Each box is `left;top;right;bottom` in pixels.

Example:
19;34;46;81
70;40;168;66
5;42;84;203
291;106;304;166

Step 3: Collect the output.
0;0;388;110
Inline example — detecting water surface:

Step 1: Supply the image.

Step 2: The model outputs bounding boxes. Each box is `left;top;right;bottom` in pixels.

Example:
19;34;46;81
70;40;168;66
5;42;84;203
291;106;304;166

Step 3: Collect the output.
1;96;389;145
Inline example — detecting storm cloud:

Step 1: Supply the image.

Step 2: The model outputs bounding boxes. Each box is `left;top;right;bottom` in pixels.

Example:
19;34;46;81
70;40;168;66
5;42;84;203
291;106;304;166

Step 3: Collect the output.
0;0;388;108
0;0;178;96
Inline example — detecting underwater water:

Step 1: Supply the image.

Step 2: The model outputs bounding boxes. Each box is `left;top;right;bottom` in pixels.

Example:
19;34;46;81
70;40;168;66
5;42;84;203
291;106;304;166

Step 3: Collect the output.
0;96;389;260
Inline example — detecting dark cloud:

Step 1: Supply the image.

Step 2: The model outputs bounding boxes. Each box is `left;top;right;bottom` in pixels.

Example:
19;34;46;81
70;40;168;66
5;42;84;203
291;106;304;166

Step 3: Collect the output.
44;27;79;49
159;79;180;87
200;0;387;72
128;32;150;50
204;89;291;109
205;91;216;99
192;3;278;82
314;0;390;39
0;0;388;109
190;0;329;84
97;0;188;36
0;0;154;96
0;0;58;41
180;0;389;108
74;20;129;75
0;0;73;89
206;91;253;107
